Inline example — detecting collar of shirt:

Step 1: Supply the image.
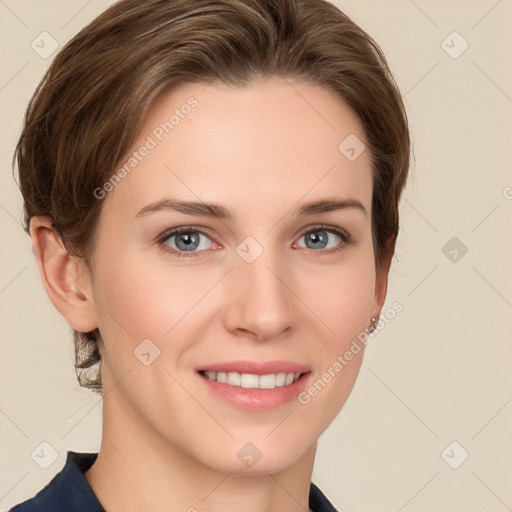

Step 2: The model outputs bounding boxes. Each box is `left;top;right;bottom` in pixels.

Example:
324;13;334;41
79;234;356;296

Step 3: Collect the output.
9;451;339;512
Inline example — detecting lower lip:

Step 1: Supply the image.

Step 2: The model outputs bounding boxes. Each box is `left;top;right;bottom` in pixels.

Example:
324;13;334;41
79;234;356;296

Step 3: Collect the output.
197;372;311;411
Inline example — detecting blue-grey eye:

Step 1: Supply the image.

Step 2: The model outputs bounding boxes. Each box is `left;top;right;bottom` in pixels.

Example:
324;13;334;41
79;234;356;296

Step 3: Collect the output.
163;230;213;253
297;228;343;251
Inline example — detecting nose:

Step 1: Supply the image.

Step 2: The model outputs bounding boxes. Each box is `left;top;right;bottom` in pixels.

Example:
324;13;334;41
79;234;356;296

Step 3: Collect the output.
223;245;295;342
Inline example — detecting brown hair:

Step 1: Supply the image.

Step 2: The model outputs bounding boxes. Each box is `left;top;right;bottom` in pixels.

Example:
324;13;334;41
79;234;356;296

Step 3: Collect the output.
13;0;411;393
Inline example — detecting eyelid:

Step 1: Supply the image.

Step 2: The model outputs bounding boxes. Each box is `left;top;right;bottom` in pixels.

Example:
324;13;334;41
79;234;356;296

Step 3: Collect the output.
296;223;353;242
156;225;216;242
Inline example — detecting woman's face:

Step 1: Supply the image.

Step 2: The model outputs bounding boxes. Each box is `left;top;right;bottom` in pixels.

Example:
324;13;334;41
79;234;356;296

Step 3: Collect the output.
84;78;388;474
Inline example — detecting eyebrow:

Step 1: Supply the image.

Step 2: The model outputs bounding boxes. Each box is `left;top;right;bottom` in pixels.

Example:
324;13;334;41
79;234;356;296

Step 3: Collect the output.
134;196;367;219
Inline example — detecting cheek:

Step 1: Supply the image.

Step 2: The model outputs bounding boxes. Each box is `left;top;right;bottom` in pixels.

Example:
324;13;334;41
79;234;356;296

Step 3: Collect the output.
90;248;223;386
298;255;376;346
92;248;203;340
294;261;374;428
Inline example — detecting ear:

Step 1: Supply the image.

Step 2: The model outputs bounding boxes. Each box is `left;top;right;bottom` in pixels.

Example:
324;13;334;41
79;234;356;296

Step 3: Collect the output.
29;216;98;333
370;235;396;320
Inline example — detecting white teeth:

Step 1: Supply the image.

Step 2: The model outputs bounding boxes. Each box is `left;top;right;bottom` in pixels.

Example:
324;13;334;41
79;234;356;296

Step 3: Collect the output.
202;371;302;389
226;372;241;386
275;373;286;387
240;373;259;388
258;374;276;389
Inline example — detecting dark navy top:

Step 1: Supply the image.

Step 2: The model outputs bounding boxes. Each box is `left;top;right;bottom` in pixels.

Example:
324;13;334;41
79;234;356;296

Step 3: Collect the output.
9;451;339;511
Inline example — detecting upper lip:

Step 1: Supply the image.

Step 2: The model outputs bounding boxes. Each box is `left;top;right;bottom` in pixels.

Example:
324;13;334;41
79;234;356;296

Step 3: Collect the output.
197;360;311;375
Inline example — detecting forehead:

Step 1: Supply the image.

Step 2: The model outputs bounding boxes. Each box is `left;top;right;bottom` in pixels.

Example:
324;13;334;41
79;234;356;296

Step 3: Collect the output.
101;78;373;221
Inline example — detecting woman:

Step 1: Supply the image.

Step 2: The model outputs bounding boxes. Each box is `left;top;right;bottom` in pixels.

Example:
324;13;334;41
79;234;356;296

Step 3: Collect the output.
10;0;410;510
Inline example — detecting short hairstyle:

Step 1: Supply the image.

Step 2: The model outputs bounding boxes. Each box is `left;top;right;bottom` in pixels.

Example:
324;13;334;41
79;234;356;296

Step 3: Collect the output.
13;0;411;393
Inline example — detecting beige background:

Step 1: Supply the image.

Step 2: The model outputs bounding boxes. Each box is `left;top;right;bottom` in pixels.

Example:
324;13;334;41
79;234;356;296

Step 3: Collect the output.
1;1;511;511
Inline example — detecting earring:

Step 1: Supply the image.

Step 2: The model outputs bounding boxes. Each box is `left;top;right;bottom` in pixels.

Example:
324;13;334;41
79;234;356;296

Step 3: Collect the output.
369;315;379;333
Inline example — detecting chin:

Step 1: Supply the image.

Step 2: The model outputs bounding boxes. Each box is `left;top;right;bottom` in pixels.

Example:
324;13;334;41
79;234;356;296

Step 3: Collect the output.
191;435;313;476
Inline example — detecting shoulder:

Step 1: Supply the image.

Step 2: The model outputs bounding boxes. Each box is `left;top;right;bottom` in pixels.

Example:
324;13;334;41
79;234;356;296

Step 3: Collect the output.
309;481;340;512
8;451;104;512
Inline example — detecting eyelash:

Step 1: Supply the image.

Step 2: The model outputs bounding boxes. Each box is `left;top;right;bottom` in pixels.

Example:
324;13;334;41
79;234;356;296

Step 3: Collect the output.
157;224;355;258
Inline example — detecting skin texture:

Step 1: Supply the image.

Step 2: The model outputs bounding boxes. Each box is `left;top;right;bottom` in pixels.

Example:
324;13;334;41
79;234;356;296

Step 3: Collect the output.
30;78;392;512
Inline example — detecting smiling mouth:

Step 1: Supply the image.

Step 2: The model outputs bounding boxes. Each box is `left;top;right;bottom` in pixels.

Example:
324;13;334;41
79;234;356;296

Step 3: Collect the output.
198;370;309;390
